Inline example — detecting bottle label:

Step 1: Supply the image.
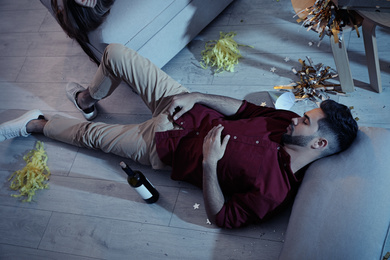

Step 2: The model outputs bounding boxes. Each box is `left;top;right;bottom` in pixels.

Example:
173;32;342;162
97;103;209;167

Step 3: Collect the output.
134;185;153;200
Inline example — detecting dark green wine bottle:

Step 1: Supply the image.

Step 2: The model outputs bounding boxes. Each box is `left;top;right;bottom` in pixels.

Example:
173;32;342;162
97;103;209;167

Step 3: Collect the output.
120;161;159;203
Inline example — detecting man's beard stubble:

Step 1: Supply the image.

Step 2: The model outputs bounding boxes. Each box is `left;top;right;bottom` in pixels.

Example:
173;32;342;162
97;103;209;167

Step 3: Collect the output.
282;123;314;147
281;133;313;147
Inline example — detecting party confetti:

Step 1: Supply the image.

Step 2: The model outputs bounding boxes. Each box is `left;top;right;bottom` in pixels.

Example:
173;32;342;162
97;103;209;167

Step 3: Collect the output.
206;219;212;225
261;102;267;107
284;57;290;62
8;141;51;202
193;203;200;210
270;67;277;73
200;32;253;73
274;56;344;101
295;0;360;44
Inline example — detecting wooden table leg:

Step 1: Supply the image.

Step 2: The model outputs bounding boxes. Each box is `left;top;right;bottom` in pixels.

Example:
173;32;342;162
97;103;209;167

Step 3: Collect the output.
330;36;355;92
362;18;382;93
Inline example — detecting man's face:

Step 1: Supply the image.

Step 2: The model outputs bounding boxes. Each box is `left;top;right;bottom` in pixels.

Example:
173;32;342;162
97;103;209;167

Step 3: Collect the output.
282;108;326;147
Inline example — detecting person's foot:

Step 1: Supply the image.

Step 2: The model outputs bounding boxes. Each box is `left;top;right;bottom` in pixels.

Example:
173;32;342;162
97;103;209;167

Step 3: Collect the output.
66;82;98;120
0;109;44;142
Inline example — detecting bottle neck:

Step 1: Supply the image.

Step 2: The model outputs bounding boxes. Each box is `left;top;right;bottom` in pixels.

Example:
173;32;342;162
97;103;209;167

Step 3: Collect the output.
124;167;136;177
120;162;136;177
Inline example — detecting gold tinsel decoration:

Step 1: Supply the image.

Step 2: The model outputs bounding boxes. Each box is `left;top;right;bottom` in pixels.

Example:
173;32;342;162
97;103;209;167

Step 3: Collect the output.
295;0;360;44
274;56;344;101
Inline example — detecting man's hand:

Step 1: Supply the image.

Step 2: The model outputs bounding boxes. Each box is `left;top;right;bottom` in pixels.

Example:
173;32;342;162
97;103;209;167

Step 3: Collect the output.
202;125;230;166
168;93;199;120
202;125;230;224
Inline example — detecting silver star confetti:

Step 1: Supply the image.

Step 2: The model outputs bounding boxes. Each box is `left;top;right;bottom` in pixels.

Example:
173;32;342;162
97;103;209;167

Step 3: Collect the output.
260;102;267;107
270;67;277;73
284;57;290;62
193;203;200;210
206;219;212;225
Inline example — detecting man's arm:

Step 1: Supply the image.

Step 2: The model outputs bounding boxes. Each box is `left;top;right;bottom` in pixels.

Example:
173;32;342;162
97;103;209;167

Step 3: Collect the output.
202;125;230;223
168;92;243;120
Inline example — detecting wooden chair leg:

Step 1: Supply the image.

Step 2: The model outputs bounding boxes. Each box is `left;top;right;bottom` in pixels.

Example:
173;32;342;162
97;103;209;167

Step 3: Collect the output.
330;36;355;92
362;19;382;93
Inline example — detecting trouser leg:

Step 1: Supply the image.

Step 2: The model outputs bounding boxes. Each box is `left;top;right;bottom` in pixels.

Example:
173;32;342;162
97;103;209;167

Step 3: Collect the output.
45;44;189;168
43;114;174;169
89;43;189;116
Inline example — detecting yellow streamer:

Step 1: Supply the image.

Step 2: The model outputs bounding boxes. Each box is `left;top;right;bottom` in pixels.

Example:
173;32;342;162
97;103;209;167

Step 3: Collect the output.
200;32;252;73
8;141;50;202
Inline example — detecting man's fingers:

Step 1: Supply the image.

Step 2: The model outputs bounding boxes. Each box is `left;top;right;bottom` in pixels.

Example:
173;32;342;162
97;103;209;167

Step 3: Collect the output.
221;134;230;148
173;107;187;120
167;103;175;115
206;125;224;140
167;102;180;118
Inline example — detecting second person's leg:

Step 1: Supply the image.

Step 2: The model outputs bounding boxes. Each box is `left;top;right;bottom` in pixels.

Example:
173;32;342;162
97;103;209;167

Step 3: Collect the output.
89;43;189;116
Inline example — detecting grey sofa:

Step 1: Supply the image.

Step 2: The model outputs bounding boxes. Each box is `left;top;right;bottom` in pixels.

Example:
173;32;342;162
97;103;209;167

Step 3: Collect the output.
279;126;390;259
40;0;234;68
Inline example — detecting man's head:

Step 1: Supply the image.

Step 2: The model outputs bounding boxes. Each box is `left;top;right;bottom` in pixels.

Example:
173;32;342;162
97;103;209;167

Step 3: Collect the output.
282;99;358;159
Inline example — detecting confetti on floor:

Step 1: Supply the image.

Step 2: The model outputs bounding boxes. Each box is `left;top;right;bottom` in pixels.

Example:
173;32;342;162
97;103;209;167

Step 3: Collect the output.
200;31;253;73
8;141;51;202
193;203;200;210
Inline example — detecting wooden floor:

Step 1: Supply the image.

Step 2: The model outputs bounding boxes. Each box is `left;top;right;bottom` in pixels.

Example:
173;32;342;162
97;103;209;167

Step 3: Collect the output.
0;0;389;259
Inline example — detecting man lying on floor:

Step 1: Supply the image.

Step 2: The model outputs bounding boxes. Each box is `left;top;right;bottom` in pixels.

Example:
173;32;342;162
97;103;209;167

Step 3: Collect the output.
0;43;358;228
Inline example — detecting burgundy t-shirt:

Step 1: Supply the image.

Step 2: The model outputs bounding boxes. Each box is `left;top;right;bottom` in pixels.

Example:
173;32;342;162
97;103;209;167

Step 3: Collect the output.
155;101;302;228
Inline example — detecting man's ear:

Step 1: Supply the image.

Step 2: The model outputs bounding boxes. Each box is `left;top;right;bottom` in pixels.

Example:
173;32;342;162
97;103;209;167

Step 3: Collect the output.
312;138;328;149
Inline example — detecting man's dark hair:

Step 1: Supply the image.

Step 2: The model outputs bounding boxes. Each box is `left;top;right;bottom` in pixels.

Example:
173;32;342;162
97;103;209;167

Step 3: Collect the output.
317;99;358;157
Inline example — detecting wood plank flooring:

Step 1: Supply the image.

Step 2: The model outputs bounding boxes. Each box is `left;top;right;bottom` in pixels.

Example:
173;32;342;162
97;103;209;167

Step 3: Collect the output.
0;0;389;259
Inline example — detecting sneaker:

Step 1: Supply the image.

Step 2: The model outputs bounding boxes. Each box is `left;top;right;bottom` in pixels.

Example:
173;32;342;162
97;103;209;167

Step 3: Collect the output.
0;109;43;142
66;82;97;120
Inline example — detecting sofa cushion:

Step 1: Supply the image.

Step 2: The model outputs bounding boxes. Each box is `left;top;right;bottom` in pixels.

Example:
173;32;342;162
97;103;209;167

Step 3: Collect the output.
88;0;191;52
279;127;390;259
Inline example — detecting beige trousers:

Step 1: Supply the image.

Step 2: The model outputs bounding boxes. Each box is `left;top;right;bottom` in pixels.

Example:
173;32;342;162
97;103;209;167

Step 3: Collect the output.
43;43;189;169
